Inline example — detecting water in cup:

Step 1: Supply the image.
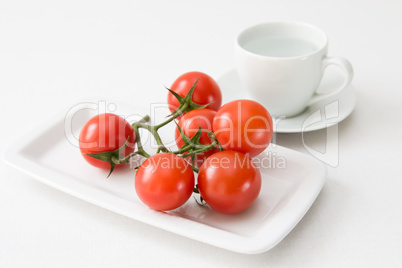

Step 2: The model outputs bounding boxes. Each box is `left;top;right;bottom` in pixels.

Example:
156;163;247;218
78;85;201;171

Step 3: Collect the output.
242;36;318;58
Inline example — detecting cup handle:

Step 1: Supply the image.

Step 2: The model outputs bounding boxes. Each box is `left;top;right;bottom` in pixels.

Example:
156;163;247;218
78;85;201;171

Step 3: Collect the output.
307;56;354;106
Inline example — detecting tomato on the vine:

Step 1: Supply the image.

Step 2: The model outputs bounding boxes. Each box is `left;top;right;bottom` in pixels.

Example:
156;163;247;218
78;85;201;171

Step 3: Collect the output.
197;151;261;215
167;71;222;114
135;153;195;211
175;108;220;167
79;113;136;169
213;99;273;157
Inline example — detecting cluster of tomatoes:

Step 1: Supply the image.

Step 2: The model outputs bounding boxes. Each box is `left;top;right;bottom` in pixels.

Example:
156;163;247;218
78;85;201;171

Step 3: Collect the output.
79;72;273;215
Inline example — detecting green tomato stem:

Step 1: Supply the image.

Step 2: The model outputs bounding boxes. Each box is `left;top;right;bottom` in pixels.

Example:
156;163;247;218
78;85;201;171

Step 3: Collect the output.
172;143;193;155
181;141;218;158
138;114;150;124
190;165;199;173
132;124;151;158
154;102;188;130
135;122;169;153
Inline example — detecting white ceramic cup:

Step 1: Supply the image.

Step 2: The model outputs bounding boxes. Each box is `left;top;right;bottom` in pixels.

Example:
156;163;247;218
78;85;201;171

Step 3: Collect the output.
235;21;354;117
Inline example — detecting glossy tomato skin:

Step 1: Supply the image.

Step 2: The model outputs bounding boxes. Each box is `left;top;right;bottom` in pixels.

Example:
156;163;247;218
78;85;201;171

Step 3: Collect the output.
213;99;273;157
198;151;261;215
135;153;195;211
167;71;222;113
175;108;220;167
79;113;136;169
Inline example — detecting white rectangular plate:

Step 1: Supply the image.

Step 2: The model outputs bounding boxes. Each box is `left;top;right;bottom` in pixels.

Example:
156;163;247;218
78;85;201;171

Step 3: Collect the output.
4;99;327;254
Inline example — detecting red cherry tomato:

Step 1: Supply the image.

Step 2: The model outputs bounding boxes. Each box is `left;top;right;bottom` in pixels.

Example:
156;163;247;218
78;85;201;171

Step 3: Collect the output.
175;108;220;167
197;151;261;215
167;71;222;113
79;113;136;169
213;99;273;157
135;153;195;211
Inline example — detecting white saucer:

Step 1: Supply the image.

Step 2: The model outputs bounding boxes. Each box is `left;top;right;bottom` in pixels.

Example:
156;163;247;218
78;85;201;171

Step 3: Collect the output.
216;68;356;133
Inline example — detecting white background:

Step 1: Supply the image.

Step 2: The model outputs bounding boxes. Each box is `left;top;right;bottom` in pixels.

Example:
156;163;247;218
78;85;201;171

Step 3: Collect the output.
1;0;401;267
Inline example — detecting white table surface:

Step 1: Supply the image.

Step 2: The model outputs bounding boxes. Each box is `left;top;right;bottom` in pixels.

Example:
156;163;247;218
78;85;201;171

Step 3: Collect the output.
1;0;401;267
